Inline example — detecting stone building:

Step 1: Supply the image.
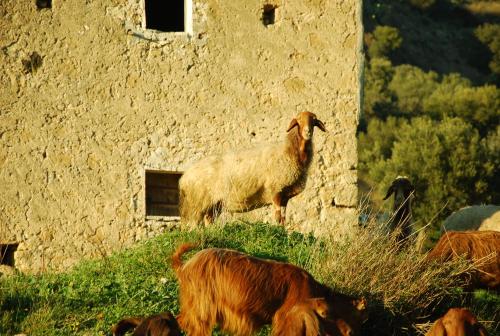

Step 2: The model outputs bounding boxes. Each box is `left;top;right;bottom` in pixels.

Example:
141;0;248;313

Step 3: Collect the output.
0;0;363;272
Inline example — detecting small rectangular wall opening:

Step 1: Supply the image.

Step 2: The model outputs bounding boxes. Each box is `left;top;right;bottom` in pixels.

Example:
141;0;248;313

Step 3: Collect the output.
0;243;19;267
146;171;182;217
262;4;276;26
145;0;185;32
36;0;52;10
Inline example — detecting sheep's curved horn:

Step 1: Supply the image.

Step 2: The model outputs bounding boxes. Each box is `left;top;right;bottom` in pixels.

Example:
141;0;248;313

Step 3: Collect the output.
383;184;394;200
287;118;299;132
314;119;326;132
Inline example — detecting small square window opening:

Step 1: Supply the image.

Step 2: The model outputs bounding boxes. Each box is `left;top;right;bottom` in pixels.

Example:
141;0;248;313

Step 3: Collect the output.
145;0;185;32
0;243;19;267
262;4;276;26
146;171;182;217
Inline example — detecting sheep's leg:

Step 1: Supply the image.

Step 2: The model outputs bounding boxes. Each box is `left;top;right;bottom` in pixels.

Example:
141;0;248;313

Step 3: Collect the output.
203;201;223;226
272;193;289;225
272;194;283;224
280;199;289;225
203;213;213;226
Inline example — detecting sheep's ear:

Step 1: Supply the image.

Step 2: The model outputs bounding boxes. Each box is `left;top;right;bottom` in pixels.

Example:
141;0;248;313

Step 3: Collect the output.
383;184;394;200
287;118;299;132
314;119;326;132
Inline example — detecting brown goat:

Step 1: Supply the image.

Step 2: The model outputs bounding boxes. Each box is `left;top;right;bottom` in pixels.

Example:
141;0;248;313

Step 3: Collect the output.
426;308;488;336
273;297;366;336
426;230;500;290
112;312;182;336
179;111;326;226
383;176;415;245
272;298;327;336
171;244;367;336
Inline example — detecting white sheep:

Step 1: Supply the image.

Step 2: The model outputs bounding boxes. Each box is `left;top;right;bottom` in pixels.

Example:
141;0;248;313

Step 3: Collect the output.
382;176;415;244
179;111;326;226
441;205;500;233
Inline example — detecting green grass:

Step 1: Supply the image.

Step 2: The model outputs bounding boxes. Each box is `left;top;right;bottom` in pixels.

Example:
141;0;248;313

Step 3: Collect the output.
0;221;498;335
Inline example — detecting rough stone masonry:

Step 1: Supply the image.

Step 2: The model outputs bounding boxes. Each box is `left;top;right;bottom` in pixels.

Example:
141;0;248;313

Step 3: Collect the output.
0;0;363;272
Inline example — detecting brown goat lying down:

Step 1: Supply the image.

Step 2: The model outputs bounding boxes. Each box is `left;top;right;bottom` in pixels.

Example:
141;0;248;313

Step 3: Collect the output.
426;308;488;336
426;230;500;290
172;244;367;336
112;312;181;336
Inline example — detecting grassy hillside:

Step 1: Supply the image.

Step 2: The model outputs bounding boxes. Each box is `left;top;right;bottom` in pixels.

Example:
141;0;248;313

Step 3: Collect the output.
1;221;498;335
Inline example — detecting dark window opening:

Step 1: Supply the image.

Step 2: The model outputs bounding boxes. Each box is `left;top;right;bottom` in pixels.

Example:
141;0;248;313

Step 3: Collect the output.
0;243;19;267
36;0;52;9
146;171;182;217
145;0;185;32
262;4;276;26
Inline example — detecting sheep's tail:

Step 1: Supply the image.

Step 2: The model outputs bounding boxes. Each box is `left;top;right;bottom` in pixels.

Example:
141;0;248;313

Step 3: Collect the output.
111;317;143;336
171;243;198;274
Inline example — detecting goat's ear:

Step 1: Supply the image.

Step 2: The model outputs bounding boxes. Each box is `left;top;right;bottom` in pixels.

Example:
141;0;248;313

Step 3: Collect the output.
383;184;394;200
287;118;299;132
477;325;489;336
308;298;329;318
410;183;416;193
354;298;367;311
314;119;326;132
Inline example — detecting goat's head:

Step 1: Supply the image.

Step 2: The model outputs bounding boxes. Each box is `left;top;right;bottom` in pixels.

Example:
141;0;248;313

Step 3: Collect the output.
287;111;326;140
321;296;368;336
383;176;415;206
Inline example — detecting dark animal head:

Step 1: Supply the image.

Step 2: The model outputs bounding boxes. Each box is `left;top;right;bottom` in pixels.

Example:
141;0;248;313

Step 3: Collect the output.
383;176;415;206
322;294;368;336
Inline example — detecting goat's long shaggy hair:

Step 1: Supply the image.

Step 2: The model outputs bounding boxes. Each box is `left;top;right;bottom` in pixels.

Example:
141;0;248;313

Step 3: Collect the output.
426;230;500;290
426;308;489;336
171;244;367;336
111;312;181;336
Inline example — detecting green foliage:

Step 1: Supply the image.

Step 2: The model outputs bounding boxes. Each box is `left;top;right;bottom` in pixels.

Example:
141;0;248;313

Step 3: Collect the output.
388;65;439;117
364;117;498;227
475;24;500;75
363;57;396;119
423;80;500;133
359;117;407;170
367;26;403;59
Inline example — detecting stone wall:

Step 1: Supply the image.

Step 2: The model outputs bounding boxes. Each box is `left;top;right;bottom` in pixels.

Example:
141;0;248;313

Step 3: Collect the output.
0;0;363;272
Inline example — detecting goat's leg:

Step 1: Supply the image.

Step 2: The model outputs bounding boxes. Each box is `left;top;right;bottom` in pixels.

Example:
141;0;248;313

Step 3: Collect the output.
178;311;213;336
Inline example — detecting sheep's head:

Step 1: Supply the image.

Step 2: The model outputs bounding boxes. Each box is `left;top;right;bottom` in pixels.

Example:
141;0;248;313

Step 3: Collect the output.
287;111;326;140
383;176;415;205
